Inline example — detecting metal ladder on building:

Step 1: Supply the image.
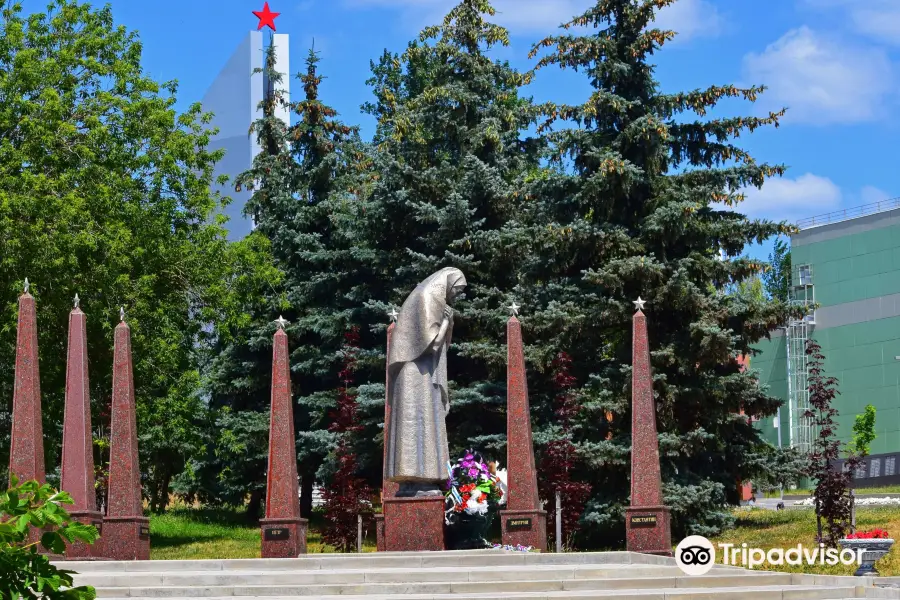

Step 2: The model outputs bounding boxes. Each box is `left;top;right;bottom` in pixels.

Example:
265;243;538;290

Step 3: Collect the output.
785;264;816;453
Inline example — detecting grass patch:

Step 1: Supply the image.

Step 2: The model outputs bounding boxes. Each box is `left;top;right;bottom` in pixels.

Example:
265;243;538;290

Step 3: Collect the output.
711;507;900;576
149;507;376;560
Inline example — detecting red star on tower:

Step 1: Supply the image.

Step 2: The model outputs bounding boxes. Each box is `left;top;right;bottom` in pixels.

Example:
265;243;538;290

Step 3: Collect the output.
253;2;280;31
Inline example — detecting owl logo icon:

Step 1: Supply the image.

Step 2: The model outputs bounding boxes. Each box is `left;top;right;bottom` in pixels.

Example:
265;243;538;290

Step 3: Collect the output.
676;536;716;575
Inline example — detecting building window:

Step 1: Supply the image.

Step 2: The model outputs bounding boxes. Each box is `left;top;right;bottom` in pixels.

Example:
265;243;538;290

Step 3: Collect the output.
887;457;896;477
870;458;881;478
798;265;812;286
855;462;867;479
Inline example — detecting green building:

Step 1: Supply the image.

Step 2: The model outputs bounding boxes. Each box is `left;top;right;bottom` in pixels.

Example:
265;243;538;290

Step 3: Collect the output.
754;200;900;485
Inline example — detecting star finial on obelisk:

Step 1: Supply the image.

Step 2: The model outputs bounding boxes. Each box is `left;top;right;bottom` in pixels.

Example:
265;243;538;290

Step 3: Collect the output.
23;278;29;294
74;294;80;309
508;301;520;316
388;308;399;323
275;315;289;330
633;297;647;312
253;2;280;31
119;306;125;322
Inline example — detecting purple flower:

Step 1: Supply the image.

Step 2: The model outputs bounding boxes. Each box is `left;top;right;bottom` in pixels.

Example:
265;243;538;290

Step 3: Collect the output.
468;468;478;477
465;453;474;461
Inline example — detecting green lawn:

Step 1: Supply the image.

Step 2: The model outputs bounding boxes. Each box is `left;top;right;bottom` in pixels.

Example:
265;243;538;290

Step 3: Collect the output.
147;504;900;576
710;506;900;576
149;507;376;560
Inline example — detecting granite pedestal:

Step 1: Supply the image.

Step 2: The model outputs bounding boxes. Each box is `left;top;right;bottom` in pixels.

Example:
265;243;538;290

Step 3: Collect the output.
102;516;150;561
260;517;307;559
383;496;445;551
625;506;672;556
501;509;547;550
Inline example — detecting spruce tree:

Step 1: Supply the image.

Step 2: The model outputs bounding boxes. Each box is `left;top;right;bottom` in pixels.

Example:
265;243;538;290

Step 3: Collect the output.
193;41;370;515
358;0;542;460
515;0;796;541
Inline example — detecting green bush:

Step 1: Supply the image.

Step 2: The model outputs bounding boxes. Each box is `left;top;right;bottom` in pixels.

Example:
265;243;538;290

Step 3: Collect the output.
0;477;98;600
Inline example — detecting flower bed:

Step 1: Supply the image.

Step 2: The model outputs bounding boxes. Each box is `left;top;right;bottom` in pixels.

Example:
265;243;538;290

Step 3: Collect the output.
845;528;890;539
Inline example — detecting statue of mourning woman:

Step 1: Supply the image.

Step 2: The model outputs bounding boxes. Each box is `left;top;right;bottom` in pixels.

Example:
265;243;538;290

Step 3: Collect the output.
385;267;467;497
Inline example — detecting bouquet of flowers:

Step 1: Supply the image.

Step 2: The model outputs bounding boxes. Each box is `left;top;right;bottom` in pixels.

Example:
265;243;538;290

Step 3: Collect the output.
445;450;503;516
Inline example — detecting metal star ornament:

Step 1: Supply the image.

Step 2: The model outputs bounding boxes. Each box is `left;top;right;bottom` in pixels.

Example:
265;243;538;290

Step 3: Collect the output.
253;2;280;31
74;294;80;309
388;308;399;323
508;301;520;316
275;315;289;330
23;278;29;294
633;297;647;311
119;306;125;322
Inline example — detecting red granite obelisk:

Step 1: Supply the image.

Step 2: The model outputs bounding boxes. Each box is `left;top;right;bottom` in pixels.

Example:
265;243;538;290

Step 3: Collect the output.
104;308;150;560
376;311;398;551
625;297;672;556
60;295;104;558
500;303;547;550
9;279;45;487
260;316;307;558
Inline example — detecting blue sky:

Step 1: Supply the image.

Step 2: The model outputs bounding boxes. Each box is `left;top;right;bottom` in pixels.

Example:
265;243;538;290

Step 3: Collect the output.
31;0;900;259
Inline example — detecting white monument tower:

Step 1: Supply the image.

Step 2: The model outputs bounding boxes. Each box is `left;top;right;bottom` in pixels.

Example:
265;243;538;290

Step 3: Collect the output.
201;3;290;240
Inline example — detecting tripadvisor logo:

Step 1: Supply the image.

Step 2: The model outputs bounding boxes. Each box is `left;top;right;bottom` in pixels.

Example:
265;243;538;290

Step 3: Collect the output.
676;536;716;575
675;536;866;575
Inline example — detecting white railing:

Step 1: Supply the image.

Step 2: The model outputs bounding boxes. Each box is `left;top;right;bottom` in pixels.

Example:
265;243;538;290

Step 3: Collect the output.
796;197;900;230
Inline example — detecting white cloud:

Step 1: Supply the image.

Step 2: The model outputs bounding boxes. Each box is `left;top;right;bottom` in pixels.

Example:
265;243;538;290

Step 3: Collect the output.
739;173;842;221
651;0;724;42
859;185;893;205
801;0;900;45
742;27;893;125
344;0;721;39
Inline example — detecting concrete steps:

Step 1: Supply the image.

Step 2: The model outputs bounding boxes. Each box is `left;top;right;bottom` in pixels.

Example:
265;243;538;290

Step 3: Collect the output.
60;551;900;600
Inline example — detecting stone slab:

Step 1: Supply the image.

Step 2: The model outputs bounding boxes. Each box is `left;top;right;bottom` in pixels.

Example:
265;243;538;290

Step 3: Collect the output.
260;517;308;559
625;506;673;557
501;508;548;551
383;495;445;551
102;516;150;561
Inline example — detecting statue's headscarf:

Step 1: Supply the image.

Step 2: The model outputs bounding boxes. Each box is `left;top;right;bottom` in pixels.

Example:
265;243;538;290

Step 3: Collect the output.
388;267;467;368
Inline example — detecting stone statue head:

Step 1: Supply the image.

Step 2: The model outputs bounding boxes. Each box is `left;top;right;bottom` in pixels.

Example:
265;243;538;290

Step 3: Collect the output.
443;268;467;304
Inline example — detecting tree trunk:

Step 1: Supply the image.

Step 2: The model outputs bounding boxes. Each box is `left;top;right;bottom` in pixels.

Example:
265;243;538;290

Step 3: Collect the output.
301;475;314;518
152;472;171;513
247;488;264;520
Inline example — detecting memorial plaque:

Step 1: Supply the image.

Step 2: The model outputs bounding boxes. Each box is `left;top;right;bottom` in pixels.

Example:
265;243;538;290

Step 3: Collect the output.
93;521;103;536
139;525;150;538
506;518;532;532
629;514;657;528
264;527;290;541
